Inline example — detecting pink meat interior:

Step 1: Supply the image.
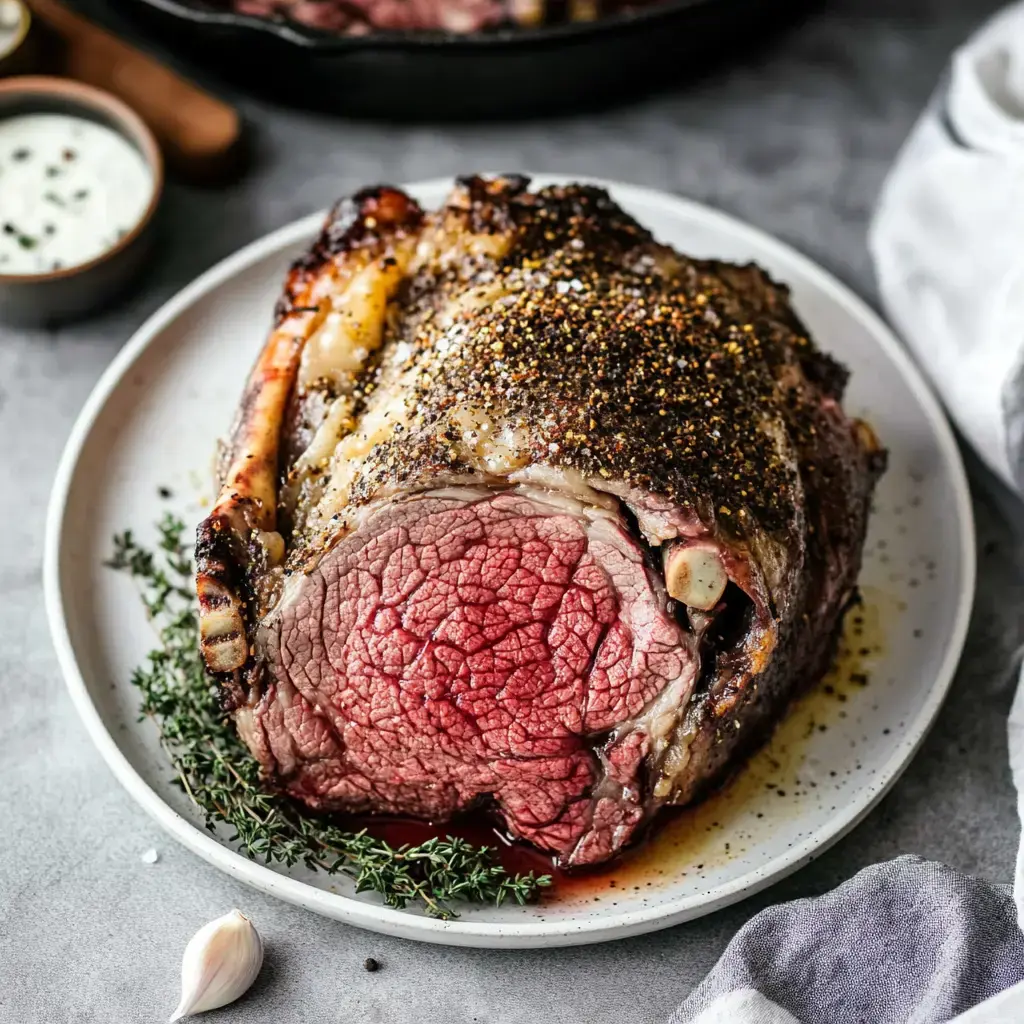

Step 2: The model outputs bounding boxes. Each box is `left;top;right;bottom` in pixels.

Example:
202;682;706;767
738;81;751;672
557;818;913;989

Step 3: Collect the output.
252;490;696;865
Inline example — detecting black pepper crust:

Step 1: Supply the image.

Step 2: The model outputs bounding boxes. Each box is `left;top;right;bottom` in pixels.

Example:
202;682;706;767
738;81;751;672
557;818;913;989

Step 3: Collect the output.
453;173;531;232
336;178;864;543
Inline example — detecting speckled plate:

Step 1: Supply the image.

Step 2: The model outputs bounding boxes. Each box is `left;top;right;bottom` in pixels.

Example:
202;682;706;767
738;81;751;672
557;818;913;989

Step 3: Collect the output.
44;175;975;947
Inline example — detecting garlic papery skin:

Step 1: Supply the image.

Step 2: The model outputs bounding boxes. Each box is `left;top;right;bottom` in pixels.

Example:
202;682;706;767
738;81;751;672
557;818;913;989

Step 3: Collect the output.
169;910;264;1022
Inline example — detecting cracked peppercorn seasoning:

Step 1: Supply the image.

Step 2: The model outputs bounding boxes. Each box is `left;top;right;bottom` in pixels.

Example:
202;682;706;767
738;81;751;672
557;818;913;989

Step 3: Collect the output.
323;181;841;542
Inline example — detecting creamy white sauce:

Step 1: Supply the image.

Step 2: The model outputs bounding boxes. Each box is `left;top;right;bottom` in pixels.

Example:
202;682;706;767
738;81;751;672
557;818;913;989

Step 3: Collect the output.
0;114;153;275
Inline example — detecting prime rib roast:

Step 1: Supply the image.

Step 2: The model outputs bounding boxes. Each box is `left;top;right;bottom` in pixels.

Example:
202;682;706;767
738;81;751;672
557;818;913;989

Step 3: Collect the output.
196;175;885;868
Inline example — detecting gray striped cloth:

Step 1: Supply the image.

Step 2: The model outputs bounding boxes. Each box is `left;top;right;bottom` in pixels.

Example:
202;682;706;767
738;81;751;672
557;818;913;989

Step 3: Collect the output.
670;858;1024;1023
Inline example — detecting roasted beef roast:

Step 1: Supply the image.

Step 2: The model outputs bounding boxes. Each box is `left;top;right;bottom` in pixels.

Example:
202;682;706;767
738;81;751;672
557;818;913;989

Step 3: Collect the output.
196;176;884;867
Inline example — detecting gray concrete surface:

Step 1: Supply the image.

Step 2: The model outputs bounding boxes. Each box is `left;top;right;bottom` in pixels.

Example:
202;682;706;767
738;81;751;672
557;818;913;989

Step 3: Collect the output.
1;1;1021;1021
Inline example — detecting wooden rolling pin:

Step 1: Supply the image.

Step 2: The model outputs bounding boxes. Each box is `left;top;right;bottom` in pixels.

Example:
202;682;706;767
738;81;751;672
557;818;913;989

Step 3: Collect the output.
25;0;241;182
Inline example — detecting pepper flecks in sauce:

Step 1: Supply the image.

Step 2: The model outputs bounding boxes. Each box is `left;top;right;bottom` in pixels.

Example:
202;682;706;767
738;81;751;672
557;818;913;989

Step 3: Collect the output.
0;115;153;275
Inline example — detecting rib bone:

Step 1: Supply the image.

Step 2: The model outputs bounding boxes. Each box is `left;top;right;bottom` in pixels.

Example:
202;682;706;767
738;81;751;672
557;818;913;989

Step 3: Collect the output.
664;543;728;610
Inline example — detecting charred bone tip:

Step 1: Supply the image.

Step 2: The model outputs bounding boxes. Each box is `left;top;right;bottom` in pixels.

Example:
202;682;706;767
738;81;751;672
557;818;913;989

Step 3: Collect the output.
197;575;248;673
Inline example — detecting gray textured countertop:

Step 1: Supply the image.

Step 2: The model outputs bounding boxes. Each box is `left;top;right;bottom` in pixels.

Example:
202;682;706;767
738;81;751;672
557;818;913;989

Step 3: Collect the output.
2;1;1022;1021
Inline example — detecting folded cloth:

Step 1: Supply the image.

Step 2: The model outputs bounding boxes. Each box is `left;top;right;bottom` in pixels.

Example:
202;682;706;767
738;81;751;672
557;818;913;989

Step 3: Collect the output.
666;5;1024;1022
869;3;1024;492
668;858;1024;1024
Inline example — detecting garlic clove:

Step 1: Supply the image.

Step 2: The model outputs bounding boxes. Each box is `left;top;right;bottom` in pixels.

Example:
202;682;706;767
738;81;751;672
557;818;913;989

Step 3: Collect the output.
169;910;263;1022
664;543;728;611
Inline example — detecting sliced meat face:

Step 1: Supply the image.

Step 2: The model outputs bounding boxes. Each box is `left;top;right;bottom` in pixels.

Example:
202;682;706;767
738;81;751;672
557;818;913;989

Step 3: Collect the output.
252;489;696;866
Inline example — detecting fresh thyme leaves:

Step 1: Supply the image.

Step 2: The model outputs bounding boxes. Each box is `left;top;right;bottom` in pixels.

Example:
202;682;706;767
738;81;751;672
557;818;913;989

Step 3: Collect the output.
106;513;552;919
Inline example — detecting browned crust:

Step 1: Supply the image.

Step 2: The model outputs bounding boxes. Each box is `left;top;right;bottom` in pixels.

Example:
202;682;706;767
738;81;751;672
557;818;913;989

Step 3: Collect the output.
276;186;424;323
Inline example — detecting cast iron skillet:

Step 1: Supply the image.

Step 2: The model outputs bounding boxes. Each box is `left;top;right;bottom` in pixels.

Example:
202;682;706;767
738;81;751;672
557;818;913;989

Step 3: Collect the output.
118;0;817;118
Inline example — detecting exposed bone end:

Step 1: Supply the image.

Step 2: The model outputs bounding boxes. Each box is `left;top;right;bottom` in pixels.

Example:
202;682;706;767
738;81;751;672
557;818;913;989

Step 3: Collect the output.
664;544;728;610
197;575;248;673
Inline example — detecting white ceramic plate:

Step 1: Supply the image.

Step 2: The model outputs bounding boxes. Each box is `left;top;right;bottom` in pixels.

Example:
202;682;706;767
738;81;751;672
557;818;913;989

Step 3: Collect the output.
45;175;975;948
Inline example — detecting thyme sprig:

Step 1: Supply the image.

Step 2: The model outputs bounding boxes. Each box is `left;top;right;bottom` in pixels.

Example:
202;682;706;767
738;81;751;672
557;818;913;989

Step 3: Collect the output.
107;513;552;919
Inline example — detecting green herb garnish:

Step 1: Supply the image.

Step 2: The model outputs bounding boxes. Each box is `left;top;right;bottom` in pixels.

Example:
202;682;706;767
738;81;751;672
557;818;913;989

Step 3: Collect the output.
107;513;552;919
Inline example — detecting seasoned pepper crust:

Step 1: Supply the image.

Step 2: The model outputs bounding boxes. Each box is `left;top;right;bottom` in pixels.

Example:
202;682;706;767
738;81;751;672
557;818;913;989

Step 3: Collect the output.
196;176;884;866
328;183;834;536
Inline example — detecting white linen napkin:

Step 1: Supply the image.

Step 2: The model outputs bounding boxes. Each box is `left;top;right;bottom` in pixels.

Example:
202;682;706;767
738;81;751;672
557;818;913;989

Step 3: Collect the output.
869;3;1024;493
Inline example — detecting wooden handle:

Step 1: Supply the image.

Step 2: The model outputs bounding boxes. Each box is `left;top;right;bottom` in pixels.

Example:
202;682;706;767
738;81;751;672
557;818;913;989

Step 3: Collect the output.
25;0;241;182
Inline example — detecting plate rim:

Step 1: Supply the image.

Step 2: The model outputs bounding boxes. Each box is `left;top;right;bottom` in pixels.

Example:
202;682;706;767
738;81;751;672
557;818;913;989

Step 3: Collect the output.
44;174;977;947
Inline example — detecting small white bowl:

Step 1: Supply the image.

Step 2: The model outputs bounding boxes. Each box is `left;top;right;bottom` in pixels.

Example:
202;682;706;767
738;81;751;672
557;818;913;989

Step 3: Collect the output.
0;76;164;325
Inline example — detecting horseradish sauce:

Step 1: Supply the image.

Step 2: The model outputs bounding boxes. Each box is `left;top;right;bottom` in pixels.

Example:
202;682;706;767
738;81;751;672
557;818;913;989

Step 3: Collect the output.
0;113;153;275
